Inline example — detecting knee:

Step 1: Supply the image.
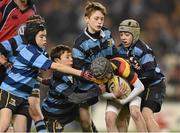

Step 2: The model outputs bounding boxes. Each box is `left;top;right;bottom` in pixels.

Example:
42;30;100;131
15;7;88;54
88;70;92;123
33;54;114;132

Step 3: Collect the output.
0;125;9;132
80;118;91;131
105;114;116;127
130;106;142;121
29;105;43;121
142;109;152;121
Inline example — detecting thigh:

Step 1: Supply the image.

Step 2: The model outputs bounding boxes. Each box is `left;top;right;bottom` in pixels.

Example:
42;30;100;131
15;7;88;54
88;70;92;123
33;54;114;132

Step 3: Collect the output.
0;108;13;130
116;105;130;132
129;96;141;107
106;100;122;115
13;114;27;132
79;105;91;122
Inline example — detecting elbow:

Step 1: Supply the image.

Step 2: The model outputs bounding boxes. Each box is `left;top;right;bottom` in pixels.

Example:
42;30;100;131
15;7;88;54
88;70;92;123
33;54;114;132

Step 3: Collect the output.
139;81;145;92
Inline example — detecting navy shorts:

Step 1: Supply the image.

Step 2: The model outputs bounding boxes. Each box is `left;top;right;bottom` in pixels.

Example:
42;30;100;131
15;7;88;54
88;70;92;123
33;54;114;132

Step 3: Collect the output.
140;80;166;112
0;89;29;117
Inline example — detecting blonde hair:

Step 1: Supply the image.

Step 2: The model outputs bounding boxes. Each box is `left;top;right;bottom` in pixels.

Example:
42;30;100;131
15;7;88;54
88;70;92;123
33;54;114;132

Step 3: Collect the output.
85;1;107;17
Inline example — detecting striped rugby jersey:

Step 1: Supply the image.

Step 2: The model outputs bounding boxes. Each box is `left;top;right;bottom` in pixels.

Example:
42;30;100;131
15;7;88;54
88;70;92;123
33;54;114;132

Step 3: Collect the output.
110;57;138;85
117;40;165;87
72;27;119;91
0;44;53;99
42;72;79;125
0;35;25;63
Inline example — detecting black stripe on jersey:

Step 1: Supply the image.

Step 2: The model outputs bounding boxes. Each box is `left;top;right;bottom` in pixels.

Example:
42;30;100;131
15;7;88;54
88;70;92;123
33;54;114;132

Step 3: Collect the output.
0;1;16;31
0;4;6;17
4;77;32;94
0;43;8;56
84;40;109;58
45;100;74;109
11;67;39;77
73;58;90;70
8;38;18;56
142;62;156;71
111;59;135;83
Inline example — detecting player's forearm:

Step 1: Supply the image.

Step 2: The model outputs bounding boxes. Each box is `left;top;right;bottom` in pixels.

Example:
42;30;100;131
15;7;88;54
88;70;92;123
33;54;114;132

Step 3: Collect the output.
118;78;144;105
51;63;81;76
101;92;116;100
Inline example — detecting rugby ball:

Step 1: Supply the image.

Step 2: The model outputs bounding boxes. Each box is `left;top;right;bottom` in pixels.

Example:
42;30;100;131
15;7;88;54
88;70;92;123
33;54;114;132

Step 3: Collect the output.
107;75;131;99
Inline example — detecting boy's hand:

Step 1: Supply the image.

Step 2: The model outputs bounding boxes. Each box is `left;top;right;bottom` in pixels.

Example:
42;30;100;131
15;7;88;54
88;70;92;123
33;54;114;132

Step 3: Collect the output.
113;83;127;99
129;56;141;70
0;54;7;65
0;54;12;69
80;70;94;81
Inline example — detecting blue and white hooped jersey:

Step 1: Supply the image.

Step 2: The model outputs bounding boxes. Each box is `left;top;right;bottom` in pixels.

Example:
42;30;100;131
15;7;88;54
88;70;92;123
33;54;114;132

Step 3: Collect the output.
42;72;79;125
117;40;165;87
72;27;119;91
0;44;53;99
0;35;26;63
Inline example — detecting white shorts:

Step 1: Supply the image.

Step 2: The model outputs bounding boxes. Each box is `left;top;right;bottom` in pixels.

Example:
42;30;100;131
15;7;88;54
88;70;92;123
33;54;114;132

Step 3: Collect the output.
106;96;142;115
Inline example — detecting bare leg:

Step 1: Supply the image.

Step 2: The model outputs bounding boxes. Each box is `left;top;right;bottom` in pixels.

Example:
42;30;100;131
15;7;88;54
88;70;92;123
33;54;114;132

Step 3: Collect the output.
142;107;160;132
105;111;119;132
13;114;27;132
28;96;44;122
28;95;47;132
116;105;130;132
130;105;147;132
0;108;12;132
79;106;93;132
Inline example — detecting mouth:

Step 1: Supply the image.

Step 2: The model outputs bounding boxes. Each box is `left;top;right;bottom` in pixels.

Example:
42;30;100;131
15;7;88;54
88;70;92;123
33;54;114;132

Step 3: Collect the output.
97;25;102;29
122;40;128;44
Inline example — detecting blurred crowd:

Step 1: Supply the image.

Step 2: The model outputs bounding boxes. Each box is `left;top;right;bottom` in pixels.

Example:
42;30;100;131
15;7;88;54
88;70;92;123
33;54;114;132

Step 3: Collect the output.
36;0;180;101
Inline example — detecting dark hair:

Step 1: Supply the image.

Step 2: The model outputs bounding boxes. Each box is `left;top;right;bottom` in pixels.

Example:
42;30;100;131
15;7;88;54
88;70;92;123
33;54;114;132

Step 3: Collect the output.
50;45;71;61
85;1;107;17
24;15;46;45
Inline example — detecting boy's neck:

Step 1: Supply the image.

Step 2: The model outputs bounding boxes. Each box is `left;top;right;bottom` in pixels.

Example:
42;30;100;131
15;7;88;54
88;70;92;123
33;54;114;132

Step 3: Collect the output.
86;28;100;39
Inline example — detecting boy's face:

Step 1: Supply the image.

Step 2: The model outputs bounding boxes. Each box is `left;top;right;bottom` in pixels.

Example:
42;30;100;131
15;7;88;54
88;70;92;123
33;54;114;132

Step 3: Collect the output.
119;32;133;47
85;10;104;33
35;29;47;49
56;51;72;67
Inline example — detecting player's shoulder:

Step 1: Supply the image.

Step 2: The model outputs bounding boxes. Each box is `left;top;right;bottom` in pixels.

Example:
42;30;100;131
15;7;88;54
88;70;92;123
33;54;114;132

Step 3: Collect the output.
111;57;129;65
135;40;152;51
74;32;88;47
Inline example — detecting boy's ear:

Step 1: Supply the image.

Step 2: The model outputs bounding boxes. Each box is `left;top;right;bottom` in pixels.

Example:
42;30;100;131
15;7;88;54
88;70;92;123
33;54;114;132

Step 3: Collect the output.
54;58;61;63
84;16;89;24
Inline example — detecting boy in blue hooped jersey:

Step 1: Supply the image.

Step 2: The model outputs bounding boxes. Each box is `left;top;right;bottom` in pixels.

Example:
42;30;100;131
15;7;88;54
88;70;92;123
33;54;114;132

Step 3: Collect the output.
72;1;119;132
0;23;34;132
0;16;50;132
117;19;166;132
0;15;91;132
41;44;100;132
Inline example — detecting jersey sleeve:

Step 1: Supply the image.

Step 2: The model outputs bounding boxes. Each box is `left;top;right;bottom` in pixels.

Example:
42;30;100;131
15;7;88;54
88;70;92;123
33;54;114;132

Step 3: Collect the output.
111;57;138;85
18;46;53;70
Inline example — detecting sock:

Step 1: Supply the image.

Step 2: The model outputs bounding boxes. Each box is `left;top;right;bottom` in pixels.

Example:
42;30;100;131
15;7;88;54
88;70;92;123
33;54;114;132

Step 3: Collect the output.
34;120;47;132
91;120;98;133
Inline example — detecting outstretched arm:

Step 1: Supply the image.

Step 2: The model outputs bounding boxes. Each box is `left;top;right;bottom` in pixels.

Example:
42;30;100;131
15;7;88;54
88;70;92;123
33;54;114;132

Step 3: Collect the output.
50;62;92;80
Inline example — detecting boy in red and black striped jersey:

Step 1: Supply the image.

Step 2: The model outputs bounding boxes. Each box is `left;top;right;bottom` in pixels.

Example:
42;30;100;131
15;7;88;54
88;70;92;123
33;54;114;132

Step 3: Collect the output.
0;0;36;42
90;57;147;132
